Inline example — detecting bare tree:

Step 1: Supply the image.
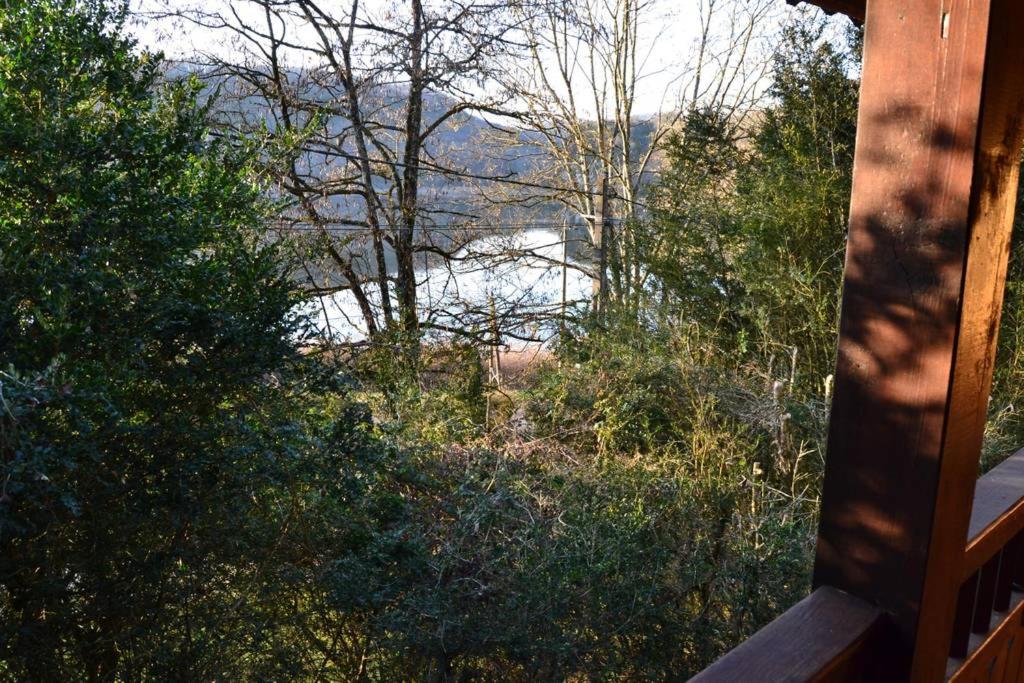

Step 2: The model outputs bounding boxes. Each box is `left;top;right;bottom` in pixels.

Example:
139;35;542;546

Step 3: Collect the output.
135;0;778;357
141;0;531;359
493;0;778;316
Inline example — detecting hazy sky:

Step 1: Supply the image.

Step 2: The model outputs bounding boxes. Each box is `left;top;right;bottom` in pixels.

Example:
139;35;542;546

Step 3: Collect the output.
130;0;841;116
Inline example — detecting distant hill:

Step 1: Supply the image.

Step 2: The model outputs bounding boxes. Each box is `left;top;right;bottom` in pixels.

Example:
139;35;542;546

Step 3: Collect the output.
164;62;551;220
161;62;665;279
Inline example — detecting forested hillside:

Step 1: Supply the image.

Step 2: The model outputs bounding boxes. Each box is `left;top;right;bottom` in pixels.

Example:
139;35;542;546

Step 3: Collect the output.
4;0;1024;680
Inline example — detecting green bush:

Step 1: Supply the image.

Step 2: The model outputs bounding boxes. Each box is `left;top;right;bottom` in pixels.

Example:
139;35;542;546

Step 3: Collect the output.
0;2;397;677
331;439;811;681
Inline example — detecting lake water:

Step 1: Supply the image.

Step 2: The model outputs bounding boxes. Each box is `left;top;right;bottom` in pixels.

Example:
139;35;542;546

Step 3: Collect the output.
308;228;592;346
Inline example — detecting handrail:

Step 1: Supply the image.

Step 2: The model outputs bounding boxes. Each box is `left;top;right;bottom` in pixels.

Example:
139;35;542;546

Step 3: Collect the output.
690;587;888;682
962;448;1024;578
946;448;1024;677
694;450;1024;681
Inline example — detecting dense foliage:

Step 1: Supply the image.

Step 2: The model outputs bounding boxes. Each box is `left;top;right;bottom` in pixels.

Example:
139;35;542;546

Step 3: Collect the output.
649;20;859;378
0;1;397;677
19;2;1024;681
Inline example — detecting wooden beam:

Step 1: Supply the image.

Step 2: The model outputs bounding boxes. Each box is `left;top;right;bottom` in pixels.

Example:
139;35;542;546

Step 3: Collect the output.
787;0;865;23
915;0;1024;675
812;0;1024;679
689;587;888;682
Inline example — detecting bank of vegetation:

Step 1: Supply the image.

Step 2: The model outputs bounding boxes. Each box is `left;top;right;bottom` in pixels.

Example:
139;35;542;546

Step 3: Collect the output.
4;1;1024;680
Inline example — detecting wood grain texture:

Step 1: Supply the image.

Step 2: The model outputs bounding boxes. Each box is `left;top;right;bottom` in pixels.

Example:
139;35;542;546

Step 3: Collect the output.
914;0;1024;676
812;0;1016;679
688;587;887;683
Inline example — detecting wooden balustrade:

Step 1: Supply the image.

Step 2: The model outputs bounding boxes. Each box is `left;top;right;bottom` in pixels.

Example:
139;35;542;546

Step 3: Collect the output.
946;449;1024;680
693;449;1024;682
962;450;1024;578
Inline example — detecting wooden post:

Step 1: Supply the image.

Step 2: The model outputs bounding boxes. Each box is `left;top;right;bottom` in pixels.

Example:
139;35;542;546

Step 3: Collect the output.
813;0;1024;678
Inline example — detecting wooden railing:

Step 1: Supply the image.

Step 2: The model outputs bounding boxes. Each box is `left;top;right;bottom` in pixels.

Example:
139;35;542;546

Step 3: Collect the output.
946;449;1024;680
690;587;887;682
693;449;1024;682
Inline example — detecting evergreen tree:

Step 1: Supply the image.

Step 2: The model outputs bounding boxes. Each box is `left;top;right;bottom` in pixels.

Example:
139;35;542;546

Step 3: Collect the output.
648;106;745;335
733;18;860;378
651;15;860;382
0;1;391;677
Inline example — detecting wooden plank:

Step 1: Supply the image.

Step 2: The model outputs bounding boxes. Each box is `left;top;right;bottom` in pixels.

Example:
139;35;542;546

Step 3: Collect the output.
810;0;1024;679
972;555;999;634
991;635;1012;682
963;449;1024;576
950;573;979;659
994;547;1015;613
920;0;1024;675
786;0;865;23
689;587;888;683
1004;622;1024;683
813;0;993;661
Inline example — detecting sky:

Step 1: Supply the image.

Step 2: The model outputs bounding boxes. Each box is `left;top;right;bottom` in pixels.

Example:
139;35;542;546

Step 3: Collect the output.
126;0;844;117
